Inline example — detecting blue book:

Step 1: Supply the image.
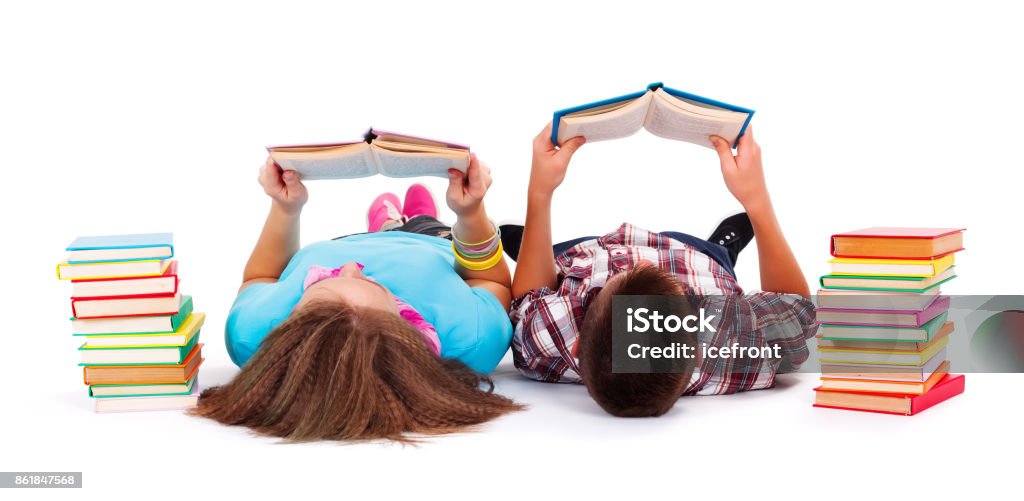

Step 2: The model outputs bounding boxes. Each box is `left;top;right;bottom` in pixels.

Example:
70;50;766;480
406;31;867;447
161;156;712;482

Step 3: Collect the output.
551;82;754;149
66;233;174;264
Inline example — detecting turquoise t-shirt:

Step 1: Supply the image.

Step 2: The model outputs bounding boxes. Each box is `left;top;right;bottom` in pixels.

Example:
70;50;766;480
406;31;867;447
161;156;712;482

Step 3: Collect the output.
225;232;512;374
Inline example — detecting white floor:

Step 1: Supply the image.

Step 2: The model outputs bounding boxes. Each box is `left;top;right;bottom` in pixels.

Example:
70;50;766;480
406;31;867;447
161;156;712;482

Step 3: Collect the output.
6;351;1020;499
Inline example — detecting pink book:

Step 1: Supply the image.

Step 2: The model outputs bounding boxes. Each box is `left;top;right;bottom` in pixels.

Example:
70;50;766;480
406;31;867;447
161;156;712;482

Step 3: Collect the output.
815;296;950;327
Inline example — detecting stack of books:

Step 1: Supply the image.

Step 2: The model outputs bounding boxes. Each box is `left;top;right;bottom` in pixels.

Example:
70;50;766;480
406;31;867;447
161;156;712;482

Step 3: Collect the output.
812;227;966;415
56;233;204;413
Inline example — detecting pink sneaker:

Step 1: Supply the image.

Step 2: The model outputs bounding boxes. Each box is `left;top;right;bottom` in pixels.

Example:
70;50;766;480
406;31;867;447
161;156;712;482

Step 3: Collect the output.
402;183;438;220
367;193;403;232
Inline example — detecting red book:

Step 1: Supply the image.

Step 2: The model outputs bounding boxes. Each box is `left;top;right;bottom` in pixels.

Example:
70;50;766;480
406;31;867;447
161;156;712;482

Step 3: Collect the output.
813;374;965;416
71;261;179;299
71;292;182;319
830;227;965;260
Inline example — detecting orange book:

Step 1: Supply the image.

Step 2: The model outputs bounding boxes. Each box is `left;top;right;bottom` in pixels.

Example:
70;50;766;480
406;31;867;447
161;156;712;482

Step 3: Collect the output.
819;360;950;395
814;374;965;415
83;344;203;385
830;227;965;259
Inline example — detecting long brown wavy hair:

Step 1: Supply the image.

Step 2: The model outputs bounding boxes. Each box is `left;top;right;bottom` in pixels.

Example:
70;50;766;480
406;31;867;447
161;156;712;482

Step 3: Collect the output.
191;301;522;442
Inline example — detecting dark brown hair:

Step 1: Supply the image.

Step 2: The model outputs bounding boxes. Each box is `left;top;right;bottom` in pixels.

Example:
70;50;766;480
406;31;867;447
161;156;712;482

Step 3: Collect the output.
577;265;697;417
191;301;522;442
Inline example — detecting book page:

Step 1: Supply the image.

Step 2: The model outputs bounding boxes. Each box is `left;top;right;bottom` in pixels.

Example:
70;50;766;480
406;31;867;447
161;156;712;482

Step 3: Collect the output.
373;147;469;178
643;90;747;148
557;92;652;144
269;143;377;179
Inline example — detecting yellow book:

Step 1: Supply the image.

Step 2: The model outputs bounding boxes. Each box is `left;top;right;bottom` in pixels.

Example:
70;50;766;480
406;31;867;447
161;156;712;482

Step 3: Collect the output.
81;313;205;348
56;258;172;280
818;335;949;365
828;254;955;277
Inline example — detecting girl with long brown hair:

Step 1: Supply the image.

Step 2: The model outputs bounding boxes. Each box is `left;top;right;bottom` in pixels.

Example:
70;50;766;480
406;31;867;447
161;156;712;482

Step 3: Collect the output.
191;154;521;442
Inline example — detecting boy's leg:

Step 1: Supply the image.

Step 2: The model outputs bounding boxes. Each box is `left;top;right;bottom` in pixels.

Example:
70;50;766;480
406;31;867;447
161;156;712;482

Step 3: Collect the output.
499;223;598;261
660;231;737;278
661;213;754;279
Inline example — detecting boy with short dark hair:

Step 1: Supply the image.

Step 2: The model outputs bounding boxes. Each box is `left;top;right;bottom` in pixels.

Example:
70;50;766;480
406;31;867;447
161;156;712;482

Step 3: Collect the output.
505;124;817;417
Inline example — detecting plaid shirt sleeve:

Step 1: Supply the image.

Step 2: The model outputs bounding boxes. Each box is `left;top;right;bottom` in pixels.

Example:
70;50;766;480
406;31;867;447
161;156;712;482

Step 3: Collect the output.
509;288;585;383
746;292;818;373
688;293;817;396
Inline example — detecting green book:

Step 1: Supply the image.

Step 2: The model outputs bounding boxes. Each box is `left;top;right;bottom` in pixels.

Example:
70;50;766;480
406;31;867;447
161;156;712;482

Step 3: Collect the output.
819;267;956;292
78;331;200;366
90;374;198;398
71;295;194;336
819;311;949;342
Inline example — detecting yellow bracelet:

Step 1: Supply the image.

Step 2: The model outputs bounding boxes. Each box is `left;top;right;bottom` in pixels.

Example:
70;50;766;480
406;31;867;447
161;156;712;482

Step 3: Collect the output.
452;241;504;271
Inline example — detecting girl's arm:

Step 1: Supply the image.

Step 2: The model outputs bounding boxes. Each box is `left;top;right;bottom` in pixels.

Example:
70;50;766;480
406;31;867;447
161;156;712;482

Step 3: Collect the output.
710;128;810;297
446;155;513;310
512;124;585;298
239;157;309;293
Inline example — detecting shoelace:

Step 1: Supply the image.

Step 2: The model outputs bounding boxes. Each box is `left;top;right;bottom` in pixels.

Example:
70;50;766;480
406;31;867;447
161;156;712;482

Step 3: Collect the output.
380;199;406;223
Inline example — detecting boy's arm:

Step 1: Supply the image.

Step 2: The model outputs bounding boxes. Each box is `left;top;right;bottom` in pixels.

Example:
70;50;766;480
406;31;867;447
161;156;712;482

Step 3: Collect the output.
710;128;810;297
240;157;309;293
512;124;586;298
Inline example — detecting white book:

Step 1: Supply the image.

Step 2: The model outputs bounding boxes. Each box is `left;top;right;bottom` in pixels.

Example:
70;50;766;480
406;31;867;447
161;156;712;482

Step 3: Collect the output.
268;128;470;180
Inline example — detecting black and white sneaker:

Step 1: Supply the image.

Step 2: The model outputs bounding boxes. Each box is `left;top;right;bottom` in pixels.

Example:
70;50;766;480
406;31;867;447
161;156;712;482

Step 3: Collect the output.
498;221;525;262
707;212;754;265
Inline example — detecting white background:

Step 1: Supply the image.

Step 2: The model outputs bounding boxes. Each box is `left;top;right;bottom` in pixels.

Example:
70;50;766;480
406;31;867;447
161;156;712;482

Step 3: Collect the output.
2;1;1022;499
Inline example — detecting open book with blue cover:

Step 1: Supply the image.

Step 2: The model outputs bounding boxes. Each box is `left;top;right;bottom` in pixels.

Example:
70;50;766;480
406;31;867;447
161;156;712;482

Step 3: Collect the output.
551;82;754;149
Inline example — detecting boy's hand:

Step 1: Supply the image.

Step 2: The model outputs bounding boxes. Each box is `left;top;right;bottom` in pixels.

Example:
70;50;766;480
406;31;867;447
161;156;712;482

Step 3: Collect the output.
710;127;769;211
259;157;308;215
529;123;586;199
446;153;492;217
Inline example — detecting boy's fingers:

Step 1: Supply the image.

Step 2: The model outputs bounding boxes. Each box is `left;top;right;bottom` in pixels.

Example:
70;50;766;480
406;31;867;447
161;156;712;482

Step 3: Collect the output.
534;123;555;150
710;135;737;172
737;126;755;154
282;170;300;185
556;136;586;159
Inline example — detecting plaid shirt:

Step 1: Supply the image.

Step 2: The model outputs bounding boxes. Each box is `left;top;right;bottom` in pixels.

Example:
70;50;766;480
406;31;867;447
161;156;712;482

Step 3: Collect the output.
510;223;817;396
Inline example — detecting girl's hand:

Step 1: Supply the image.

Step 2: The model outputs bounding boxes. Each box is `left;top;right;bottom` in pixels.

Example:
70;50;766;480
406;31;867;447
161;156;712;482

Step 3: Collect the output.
529;123;585;200
710;127;770;212
446;153;492;218
259;157;308;215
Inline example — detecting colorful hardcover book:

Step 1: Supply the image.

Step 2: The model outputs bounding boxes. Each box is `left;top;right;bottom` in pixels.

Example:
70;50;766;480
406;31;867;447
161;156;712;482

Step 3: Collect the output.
550;82;754;148
814;296;950;327
818;320;953;348
83;344;203;385
819;267;956;292
56;258;172;281
65;233;174;263
817;336;949;366
828;254;954;277
268;128;470;180
94;388;199;413
79;331;200;365
815;287;940;311
71;296;193;335
820;350;947;382
81;312;204;348
830;227;965;260
819;361;950;395
71;262;179;298
813;374;965;415
71;292;181;319
90;372;198;398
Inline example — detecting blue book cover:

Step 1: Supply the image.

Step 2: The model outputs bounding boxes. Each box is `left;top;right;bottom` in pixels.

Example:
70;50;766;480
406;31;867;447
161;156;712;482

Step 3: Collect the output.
551;82;754;148
66;233;174;263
